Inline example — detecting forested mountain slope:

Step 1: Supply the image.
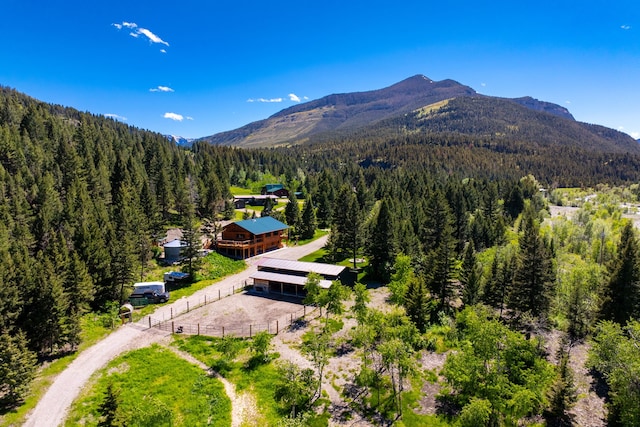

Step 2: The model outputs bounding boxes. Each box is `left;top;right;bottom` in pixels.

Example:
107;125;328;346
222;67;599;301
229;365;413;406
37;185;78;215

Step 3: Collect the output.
0;86;233;361
197;74;639;156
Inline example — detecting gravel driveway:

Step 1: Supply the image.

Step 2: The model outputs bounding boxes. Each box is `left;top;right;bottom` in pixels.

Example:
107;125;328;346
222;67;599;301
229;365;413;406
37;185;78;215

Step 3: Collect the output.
24;235;328;427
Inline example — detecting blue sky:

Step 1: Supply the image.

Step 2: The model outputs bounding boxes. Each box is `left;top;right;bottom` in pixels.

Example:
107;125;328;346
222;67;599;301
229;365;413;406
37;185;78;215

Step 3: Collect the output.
2;0;639;139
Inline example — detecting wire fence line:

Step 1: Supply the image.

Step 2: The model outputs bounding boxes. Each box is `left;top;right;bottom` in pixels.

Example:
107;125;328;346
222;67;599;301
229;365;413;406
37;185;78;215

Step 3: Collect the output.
147;279;250;325
146;281;317;338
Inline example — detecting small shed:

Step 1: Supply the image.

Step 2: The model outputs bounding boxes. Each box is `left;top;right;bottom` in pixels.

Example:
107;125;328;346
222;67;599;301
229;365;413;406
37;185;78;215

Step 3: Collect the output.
163;239;187;263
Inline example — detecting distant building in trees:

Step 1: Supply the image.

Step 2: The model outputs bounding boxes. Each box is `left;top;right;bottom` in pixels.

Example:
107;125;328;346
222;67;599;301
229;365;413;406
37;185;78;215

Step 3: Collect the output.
217;216;289;259
233;195;278;206
261;183;289;198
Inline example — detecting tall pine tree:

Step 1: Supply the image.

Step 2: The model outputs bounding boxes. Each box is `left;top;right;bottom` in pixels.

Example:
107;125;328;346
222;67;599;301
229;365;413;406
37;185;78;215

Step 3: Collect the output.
366;199;395;282
299;195;317;240
509;206;555;320
600;221;640;324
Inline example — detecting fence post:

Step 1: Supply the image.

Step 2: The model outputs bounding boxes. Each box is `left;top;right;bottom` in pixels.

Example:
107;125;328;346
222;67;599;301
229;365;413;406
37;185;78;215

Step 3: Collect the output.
187;301;190;312
249;324;252;338
204;295;207;305
197;324;200;335
233;285;235;294
304;305;306;317
171;321;174;333
171;307;173;319
290;313;293;325
222;326;225;337
148;316;151;329
218;290;221;300
276;320;279;335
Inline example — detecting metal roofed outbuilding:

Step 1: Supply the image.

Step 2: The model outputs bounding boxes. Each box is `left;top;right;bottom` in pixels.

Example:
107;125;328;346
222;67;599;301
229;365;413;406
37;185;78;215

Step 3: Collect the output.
256;257;346;278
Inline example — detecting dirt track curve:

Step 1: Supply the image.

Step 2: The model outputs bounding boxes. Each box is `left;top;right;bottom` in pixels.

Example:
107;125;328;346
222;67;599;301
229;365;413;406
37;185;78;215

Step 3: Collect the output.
24;235;328;427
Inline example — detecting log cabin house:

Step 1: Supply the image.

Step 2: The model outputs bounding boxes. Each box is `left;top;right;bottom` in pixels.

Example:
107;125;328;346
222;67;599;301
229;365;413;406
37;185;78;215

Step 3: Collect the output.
217;216;288;259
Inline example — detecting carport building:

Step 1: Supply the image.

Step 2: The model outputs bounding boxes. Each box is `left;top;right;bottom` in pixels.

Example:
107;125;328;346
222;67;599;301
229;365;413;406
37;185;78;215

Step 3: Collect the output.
250;258;347;297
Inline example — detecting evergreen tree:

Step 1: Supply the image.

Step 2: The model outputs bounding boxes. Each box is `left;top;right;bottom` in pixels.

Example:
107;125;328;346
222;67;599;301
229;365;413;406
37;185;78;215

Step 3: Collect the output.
504;183;525;220
422;190;457;314
299;195;317;240
315;170;334;228
330;185;361;266
600;221;640;324
98;383;124;427
482;253;502;308
366;199;395;282
23;256;70;354
181;200;203;277
509;206;555;320
0;331;37;407
261;196;274;217
284;193;301;238
546;338;577;426
404;275;430;333
460;242;482;307
0;223;21;333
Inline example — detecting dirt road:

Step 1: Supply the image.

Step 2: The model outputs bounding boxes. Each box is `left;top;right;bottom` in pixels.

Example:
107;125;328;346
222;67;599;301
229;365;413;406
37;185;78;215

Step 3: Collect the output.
24;235;328;427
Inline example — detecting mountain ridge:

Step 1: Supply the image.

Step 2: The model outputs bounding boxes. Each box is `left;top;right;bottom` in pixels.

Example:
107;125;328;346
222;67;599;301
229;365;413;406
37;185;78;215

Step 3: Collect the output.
196;74;636;154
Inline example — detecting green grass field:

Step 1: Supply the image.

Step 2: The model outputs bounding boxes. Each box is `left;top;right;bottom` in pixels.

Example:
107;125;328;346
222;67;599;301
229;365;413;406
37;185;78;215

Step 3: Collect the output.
65;345;231;427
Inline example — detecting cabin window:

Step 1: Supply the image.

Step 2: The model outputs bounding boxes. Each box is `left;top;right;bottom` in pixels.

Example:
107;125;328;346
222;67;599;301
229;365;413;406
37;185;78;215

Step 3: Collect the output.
236;233;245;239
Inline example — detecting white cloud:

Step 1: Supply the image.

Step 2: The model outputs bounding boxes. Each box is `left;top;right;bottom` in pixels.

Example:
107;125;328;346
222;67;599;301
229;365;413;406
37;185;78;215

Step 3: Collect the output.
160;49;167;54
304;96;309;100
289;93;301;102
138;28;169;46
113;21;169;48
565;100;571;104
186;116;194;121
631;132;639;139
247;98;283;103
164;112;184;121
150;86;174;92
104;113;127;121
621;25;632;30
481;82;487;87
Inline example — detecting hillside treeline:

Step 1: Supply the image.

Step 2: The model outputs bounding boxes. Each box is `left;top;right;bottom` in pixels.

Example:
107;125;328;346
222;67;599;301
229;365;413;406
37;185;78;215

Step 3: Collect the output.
0;88;235;387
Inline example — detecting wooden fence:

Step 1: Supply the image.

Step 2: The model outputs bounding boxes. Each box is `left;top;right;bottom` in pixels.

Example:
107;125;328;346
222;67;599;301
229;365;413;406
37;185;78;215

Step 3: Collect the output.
147;281;314;338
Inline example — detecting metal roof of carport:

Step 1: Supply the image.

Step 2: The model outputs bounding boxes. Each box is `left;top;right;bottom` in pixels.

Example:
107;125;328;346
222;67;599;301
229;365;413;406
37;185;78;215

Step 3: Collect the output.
257;258;346;277
250;271;333;289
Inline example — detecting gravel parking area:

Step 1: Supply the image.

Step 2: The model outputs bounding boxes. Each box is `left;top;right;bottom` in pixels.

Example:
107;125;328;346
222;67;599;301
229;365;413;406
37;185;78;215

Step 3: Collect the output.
171;292;309;336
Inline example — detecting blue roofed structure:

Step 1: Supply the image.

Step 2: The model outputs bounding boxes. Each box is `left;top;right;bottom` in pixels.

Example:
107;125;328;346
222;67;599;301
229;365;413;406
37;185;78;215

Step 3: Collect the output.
234;216;288;235
261;183;289;197
218;216;289;259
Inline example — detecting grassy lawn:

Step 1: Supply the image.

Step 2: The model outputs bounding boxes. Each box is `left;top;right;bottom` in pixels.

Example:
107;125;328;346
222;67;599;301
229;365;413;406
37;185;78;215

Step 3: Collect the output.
230;186;253;195
65;345;231;427
297;245;369;283
173;335;329;426
295;229;329;246
132;252;246;319
173;335;277;425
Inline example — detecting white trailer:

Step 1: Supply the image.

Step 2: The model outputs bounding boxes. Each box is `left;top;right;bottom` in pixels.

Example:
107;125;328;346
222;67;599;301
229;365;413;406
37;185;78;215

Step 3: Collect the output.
129;281;170;305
